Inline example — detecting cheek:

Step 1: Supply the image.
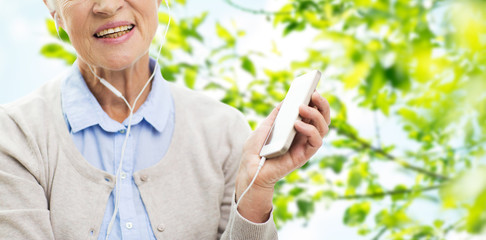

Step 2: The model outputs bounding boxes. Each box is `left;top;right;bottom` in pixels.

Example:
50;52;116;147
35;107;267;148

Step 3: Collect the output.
65;23;90;53
139;15;159;44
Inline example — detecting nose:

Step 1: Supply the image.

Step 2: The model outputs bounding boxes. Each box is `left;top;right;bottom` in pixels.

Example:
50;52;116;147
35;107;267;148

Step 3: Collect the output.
93;0;124;17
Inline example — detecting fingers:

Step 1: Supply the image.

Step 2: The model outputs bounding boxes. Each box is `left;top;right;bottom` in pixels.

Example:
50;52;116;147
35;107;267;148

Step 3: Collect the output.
298;104;329;137
310;91;331;126
294;120;323;148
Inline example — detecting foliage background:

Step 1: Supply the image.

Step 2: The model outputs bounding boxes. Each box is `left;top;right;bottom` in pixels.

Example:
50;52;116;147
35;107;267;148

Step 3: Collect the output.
1;0;486;239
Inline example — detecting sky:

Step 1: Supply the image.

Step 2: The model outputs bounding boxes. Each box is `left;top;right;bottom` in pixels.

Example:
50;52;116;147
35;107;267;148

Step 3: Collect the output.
0;0;479;239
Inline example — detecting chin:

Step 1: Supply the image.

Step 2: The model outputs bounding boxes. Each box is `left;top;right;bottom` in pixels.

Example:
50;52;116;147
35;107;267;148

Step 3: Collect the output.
100;54;142;71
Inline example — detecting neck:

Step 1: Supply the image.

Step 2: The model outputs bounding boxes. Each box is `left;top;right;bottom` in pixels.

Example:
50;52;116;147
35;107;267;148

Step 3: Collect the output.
78;54;154;123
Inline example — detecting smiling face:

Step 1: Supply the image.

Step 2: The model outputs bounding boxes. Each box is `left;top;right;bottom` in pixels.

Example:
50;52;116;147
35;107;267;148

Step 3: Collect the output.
54;0;160;70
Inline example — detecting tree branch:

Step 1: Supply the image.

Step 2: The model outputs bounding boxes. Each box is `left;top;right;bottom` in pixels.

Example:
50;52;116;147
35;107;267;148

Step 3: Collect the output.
331;126;451;181
371;227;387;240
336;185;442;200
223;0;292;15
444;218;465;235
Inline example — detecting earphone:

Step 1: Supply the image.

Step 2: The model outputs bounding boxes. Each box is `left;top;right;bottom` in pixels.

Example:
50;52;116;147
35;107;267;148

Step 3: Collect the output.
229;156;266;240
53;0;171;239
53;1;263;238
53;12;61;39
95;1;171;239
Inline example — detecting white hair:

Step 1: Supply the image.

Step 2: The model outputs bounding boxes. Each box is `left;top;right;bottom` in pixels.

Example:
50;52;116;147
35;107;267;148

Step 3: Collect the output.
46;0;56;12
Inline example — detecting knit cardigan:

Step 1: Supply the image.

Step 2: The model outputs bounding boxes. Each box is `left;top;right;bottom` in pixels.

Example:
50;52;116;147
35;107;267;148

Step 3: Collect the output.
0;74;278;240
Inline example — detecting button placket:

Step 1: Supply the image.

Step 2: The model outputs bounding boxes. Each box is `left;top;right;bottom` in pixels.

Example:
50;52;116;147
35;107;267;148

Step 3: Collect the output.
114;127;138;239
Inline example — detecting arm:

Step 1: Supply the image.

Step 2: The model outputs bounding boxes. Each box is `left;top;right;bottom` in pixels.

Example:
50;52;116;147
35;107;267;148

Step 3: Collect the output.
218;112;278;240
0;107;55;240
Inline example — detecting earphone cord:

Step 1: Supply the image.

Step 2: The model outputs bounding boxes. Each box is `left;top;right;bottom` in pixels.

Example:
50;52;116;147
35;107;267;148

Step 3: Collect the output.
229;156;266;240
82;1;171;239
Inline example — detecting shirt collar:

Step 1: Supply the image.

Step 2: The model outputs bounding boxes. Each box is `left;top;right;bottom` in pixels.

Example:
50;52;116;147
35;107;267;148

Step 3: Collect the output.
61;58;172;133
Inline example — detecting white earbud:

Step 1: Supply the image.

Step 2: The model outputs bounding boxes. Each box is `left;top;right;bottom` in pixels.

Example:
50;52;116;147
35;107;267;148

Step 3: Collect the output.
53;12;61;39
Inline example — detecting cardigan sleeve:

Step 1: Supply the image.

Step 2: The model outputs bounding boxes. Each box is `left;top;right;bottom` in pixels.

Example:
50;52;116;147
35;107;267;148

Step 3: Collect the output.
218;112;278;240
0;107;55;240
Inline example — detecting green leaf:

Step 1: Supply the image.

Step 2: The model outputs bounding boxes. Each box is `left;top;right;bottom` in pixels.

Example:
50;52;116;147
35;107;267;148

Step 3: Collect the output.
441;167;486;233
319;155;347;173
433;219;444;229
40;43;76;65
45;19;70;43
204;82;224;90
366;184;385;200
215;22;235;46
158;12;170;24
297;199;314;218
184;67;197;89
343;62;369;89
289;187;304;197
193;12;208;28
357;226;371;236
160;64;180;82
283;21;306;36
375;209;410;228
391;184;409;201
241;56;256;76
273;195;294;228
347;169;362;188
343;202;371;226
331;139;362;150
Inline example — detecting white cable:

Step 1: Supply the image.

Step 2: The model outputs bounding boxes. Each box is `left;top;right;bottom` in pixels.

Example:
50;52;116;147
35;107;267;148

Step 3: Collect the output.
82;0;172;239
229;156;266;240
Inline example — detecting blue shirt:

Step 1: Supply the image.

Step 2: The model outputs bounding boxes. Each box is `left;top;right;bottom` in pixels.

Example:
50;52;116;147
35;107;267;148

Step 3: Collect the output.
61;59;175;239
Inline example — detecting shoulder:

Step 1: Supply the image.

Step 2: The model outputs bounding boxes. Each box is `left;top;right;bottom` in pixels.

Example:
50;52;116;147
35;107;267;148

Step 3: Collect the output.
168;82;250;132
0;72;67;147
0;72;66;178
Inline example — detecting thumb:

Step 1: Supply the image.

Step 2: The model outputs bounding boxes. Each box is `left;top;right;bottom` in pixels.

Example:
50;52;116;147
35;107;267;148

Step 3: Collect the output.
247;102;282;152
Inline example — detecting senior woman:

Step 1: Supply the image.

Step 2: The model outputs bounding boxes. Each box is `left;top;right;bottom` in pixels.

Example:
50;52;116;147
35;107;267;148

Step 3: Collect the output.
0;0;330;239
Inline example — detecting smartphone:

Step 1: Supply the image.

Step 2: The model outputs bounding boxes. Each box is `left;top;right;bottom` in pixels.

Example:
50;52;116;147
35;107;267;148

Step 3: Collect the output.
259;70;321;158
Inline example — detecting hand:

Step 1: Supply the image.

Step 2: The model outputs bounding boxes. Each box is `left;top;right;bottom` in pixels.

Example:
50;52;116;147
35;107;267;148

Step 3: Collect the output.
235;91;331;222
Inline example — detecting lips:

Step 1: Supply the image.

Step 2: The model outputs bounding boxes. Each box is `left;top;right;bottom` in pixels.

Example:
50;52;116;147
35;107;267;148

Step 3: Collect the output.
94;22;135;39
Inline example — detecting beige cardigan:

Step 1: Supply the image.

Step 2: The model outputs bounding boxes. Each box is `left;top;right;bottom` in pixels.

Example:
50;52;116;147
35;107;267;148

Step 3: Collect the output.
0;74;278;240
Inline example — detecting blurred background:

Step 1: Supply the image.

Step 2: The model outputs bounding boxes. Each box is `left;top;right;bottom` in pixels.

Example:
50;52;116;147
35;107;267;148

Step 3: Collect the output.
1;0;485;239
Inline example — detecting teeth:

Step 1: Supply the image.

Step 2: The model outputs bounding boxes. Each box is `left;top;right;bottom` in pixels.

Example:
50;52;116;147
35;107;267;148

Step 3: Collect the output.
102;30;130;38
96;25;133;38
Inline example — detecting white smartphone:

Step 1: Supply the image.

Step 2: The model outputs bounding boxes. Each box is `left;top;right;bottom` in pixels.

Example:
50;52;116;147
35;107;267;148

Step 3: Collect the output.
259;70;321;158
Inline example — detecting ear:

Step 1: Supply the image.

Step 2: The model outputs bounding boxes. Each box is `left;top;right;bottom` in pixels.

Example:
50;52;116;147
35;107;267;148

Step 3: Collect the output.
42;0;56;16
43;0;67;31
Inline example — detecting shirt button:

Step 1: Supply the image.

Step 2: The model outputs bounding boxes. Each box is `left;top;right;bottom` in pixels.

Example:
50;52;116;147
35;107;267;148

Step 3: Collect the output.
125;222;133;229
140;175;148;182
157;224;165;232
119;129;126;134
121;172;127;180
